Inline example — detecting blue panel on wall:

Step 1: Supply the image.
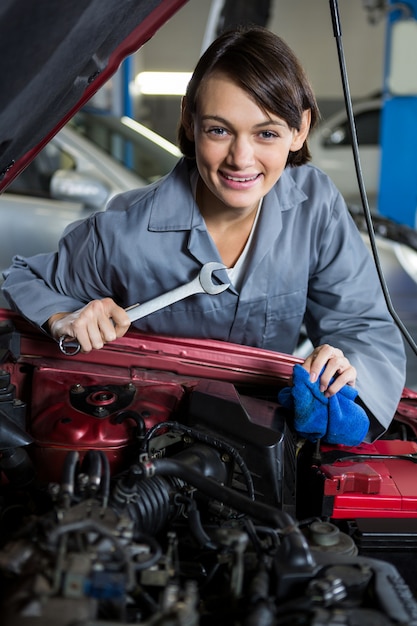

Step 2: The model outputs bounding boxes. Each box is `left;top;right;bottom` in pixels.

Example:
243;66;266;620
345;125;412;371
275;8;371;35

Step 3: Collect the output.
379;96;417;227
379;1;417;228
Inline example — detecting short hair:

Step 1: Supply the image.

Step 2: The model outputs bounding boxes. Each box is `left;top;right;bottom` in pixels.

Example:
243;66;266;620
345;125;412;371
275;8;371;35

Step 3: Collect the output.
178;25;320;167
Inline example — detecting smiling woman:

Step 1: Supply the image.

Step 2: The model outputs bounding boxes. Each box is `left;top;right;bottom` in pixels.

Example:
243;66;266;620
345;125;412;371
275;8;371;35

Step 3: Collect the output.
2;25;406;445
180;72;310;267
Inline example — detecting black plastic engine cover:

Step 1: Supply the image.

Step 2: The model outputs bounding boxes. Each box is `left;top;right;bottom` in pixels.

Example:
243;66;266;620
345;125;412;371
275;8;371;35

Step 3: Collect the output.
187;379;296;511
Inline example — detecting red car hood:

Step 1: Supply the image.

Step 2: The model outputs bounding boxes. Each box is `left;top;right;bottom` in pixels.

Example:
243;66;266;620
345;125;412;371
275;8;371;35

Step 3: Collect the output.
0;0;188;192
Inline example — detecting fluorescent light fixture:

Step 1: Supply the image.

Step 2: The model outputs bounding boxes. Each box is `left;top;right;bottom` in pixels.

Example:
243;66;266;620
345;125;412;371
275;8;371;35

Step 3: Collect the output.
121;116;181;157
133;71;192;96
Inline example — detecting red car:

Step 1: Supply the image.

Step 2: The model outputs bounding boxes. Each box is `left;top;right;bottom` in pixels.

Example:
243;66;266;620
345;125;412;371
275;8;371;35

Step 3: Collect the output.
0;2;417;624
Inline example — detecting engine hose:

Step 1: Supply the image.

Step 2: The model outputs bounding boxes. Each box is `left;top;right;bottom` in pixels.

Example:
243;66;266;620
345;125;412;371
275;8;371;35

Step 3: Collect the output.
132;533;162;571
140;421;255;499
114;473;179;535
60;450;79;499
81;449;102;493
149;457;316;570
243;518;265;559
113;444;229;536
98;450;110;506
46;518;136;590
81;450;111;505
114;409;147;439
180;496;217;550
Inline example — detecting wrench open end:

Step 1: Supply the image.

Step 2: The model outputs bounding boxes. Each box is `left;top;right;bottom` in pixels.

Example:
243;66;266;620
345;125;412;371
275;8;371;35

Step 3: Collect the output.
199;261;230;295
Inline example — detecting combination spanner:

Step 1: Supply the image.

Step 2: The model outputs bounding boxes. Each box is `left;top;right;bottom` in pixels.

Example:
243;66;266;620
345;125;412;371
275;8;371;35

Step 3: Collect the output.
58;261;229;355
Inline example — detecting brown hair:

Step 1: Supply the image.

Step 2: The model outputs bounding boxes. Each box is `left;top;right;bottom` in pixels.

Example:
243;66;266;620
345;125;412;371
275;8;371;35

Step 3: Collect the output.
178;25;320;167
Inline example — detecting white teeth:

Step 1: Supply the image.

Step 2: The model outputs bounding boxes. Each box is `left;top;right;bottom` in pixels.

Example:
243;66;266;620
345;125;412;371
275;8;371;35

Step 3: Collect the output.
225;174;258;182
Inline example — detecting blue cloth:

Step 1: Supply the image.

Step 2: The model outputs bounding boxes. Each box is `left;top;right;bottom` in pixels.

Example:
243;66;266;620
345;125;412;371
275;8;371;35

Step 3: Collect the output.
278;364;370;446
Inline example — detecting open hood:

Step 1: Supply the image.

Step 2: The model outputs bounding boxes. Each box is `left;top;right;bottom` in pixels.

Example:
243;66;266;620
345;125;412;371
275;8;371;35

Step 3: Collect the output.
0;0;188;192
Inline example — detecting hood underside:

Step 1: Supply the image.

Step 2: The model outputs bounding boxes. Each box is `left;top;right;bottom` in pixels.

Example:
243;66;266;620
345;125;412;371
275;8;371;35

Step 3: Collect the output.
0;0;188;191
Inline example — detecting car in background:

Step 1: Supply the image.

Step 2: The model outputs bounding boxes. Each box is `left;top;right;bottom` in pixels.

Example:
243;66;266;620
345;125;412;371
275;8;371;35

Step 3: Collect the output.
0;125;142;261
309;96;381;207
0;115;181;306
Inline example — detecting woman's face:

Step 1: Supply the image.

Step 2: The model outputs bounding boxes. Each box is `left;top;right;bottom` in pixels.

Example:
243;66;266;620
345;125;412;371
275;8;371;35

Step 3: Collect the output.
185;71;310;216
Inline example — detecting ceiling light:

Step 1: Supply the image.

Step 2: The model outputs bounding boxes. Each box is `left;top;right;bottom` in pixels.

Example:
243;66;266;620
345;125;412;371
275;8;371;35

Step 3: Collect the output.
133;71;192;96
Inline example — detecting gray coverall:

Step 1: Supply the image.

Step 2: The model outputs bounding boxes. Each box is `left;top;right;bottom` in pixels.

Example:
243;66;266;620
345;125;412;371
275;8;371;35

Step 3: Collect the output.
2;158;406;440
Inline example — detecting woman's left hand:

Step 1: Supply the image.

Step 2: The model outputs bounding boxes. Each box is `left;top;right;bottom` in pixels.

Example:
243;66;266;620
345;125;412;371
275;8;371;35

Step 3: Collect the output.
302;344;356;397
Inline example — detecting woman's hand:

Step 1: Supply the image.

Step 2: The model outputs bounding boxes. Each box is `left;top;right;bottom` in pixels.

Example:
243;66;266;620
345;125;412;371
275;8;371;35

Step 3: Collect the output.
48;298;131;353
302;343;356;397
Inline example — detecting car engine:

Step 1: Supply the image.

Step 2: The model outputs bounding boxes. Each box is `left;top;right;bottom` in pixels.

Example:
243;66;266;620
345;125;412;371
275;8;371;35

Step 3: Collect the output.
0;318;417;625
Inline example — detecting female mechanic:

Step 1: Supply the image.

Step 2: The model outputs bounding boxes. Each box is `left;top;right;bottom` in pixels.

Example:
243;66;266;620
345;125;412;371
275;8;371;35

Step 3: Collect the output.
2;25;406;441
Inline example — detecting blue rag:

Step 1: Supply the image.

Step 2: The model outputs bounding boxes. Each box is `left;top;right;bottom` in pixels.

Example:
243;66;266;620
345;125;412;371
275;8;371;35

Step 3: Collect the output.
278;364;369;446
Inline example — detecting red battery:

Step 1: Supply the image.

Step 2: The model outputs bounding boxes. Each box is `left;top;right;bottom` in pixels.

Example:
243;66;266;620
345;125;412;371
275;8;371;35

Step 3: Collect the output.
317;440;417;519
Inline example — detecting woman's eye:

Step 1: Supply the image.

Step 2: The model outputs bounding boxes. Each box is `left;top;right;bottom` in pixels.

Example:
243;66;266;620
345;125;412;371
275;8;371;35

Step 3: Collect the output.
260;130;278;139
209;127;228;136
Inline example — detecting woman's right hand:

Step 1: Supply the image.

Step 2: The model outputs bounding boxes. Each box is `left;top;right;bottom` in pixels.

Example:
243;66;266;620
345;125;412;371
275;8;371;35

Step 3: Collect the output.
48;298;131;353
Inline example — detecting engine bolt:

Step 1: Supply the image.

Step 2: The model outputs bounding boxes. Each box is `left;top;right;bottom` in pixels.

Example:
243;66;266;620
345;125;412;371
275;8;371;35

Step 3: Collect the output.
71;384;85;394
94;406;108;417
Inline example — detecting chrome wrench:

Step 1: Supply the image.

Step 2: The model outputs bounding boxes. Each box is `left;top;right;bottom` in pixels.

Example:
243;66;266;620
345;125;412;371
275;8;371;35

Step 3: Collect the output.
58;261;229;355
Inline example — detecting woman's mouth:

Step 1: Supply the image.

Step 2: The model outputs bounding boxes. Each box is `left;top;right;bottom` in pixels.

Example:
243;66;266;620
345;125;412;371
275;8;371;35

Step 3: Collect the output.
220;171;261;188
222;172;259;183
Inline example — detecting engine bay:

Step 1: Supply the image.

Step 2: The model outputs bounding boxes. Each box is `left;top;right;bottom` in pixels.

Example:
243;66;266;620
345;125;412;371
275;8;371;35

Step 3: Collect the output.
1;314;417;625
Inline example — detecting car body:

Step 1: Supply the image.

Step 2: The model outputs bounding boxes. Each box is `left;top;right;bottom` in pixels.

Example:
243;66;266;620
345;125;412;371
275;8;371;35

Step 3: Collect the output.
309;96;381;207
0;117;181;306
1;3;417;623
0;125;143;284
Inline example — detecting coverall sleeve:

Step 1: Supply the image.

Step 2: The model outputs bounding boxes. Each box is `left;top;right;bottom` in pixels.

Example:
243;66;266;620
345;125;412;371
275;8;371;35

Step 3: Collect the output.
1;215;110;328
304;191;406;440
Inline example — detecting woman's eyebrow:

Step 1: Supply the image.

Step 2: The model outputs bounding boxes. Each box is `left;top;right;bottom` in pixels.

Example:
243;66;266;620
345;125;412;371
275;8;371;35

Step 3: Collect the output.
199;114;229;124
200;114;287;128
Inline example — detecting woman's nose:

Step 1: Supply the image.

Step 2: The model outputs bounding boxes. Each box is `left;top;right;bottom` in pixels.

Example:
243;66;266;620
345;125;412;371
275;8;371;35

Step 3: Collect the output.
227;136;255;168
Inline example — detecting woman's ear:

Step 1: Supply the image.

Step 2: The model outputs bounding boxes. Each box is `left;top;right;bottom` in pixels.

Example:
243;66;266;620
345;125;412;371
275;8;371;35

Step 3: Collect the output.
181;97;195;141
290;109;311;152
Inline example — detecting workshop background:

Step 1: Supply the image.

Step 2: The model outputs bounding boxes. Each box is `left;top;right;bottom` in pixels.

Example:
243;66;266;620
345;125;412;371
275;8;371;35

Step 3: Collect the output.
134;1;385;140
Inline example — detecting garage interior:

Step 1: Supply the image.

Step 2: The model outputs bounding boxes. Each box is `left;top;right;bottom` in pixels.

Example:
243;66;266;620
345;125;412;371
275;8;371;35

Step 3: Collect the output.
1;1;417;622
